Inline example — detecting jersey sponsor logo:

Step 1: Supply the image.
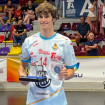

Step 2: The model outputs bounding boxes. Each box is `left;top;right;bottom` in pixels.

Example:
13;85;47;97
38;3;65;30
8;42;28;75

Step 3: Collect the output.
51;52;61;61
33;43;39;47
30;52;34;55
52;43;58;50
39;49;50;55
30;52;37;57
70;43;72;45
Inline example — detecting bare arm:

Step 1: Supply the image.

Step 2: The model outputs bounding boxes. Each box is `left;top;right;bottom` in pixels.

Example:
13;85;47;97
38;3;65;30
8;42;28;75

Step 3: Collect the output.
76;31;82;38
85;45;91;51
19;29;27;36
88;44;98;49
13;29;19;36
89;2;97;12
18;62;29;85
18;62;28;76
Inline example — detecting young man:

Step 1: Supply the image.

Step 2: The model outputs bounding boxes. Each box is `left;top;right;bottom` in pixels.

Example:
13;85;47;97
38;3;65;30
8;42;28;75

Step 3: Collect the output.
13;19;27;47
18;1;77;105
75;17;90;46
85;32;98;56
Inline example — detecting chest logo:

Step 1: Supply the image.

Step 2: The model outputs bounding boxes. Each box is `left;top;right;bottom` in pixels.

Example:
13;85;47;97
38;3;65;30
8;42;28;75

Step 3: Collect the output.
52;43;58;50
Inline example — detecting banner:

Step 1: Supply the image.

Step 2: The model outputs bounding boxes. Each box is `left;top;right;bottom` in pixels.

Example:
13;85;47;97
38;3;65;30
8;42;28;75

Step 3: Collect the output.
65;0;104;18
68;57;105;82
6;57;105;82
0;59;7;81
7;57;20;82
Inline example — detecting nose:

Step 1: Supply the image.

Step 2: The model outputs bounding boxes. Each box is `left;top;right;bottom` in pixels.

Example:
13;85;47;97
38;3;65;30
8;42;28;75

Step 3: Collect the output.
41;17;46;22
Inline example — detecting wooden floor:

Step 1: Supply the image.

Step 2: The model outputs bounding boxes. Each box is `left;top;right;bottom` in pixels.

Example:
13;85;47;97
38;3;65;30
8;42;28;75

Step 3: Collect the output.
1;91;105;105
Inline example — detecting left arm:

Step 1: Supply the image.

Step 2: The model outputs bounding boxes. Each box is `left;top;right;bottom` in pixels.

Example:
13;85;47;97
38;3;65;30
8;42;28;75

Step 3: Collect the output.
19;29;27;36
88;44;98;49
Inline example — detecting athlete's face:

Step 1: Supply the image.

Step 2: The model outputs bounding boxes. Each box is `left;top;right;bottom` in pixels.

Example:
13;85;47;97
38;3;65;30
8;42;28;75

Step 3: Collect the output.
38;13;56;31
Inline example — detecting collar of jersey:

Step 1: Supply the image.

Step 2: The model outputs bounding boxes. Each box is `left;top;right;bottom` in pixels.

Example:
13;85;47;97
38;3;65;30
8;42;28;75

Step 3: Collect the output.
39;32;57;40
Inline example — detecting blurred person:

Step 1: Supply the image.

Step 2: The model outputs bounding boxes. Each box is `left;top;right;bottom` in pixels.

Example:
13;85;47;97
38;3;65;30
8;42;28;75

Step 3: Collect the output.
0;16;5;25
12;4;23;23
23;0;35;24
13;19;27;47
85;32;98;56
18;1;77;105
98;0;105;40
3;0;14;23
87;0;98;34
55;0;63;18
75;17;90;46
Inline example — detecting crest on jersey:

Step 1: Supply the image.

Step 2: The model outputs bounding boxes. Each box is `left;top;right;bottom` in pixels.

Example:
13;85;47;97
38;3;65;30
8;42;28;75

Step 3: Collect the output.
52;43;58;50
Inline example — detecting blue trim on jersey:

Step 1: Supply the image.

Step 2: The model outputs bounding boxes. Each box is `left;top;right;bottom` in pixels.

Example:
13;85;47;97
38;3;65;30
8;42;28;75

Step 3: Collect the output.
39;32;57;40
66;64;76;69
21;59;31;62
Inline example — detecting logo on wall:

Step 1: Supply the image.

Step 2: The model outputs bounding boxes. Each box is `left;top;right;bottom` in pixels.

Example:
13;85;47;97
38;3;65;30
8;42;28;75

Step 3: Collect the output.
66;0;76;16
74;73;83;78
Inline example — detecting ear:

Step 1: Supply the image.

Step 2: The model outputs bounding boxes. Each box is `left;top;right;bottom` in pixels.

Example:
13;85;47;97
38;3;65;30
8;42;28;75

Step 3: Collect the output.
53;18;56;22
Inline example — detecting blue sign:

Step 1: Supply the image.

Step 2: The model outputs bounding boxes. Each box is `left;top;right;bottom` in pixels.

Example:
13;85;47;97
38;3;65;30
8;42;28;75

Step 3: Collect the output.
65;0;104;18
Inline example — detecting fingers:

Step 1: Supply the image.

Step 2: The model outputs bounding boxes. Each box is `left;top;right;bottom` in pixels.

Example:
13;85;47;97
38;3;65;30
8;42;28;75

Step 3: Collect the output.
20;81;29;85
58;68;68;80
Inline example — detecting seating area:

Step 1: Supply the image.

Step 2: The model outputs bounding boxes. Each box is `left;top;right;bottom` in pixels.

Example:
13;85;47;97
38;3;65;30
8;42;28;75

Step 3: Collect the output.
0;23;33;55
0;19;105;56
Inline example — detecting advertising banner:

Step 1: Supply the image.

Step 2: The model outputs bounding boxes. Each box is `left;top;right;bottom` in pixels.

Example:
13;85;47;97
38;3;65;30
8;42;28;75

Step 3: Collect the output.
0;59;7;81
68;57;105;82
7;57;20;82
65;0;104;18
6;57;105;82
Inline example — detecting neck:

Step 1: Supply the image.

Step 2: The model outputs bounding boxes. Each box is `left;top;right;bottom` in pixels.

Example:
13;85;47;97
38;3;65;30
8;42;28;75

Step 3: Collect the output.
40;28;55;38
90;39;94;41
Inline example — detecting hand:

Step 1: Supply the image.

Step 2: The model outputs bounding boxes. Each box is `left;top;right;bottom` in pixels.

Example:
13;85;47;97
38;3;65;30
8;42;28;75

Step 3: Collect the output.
80;35;82;38
58;68;68;80
84;35;87;38
93;1;97;6
19;75;29;85
20;81;29;85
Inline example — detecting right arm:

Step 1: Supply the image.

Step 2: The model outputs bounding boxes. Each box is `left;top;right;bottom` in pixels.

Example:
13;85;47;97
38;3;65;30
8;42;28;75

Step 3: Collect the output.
13;29;19;36
89;2;97;12
18;62;28;77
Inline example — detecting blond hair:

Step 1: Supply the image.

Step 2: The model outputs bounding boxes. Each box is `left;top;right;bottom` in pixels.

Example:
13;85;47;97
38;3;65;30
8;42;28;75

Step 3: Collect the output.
35;1;57;19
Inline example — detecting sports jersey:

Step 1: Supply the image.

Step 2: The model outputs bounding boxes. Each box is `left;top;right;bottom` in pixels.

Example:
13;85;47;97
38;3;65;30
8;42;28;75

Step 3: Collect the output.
21;32;77;105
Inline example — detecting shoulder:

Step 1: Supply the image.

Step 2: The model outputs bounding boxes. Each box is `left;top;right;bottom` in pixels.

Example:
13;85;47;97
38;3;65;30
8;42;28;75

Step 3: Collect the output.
85;40;90;44
56;33;72;44
15;25;19;29
23;25;27;28
25;32;40;43
85;22;90;26
94;40;98;43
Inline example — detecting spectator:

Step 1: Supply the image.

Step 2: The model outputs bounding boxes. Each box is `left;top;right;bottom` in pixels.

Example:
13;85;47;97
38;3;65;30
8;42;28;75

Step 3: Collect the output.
13;19;27;47
98;1;105;40
12;4;22;23
87;0;98;34
0;16;5;25
75;17;90;46
85;32;98;56
23;0;35;24
3;0;14;23
18;1;76;105
55;0;63;19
